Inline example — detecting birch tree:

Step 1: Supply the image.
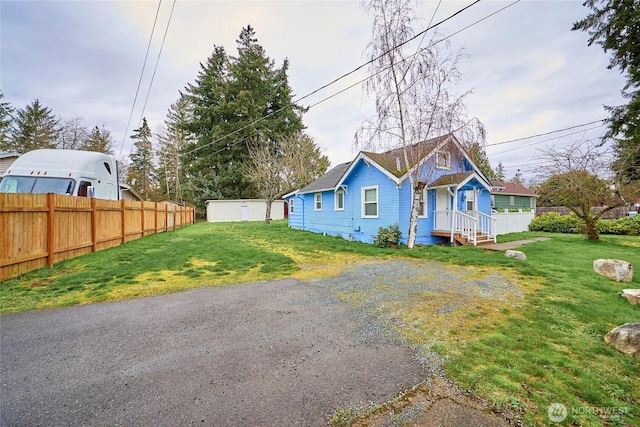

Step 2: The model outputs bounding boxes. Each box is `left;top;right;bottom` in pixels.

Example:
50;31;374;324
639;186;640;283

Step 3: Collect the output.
357;0;484;248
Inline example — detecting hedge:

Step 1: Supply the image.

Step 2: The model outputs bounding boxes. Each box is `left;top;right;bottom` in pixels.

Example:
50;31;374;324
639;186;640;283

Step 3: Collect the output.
529;212;640;235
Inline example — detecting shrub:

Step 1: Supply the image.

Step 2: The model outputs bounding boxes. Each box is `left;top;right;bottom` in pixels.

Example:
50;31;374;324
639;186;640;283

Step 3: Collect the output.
374;223;402;248
529;212;581;233
597;215;640;235
529;212;640;235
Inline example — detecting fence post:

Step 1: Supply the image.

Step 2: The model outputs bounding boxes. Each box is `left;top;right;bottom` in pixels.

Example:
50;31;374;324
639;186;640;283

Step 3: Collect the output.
47;193;55;267
140;201;145;237
91;197;98;252
121;199;126;244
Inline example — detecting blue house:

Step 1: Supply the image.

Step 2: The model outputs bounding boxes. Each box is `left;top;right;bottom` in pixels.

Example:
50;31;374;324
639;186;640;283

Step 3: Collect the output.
284;134;495;246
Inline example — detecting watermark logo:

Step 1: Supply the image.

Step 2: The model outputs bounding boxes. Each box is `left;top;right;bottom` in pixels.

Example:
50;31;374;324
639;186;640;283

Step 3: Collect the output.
547;403;630;423
548;403;568;423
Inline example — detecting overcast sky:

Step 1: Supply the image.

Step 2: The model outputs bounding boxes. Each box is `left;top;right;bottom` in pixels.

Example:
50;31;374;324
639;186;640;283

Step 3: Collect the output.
1;0;627;181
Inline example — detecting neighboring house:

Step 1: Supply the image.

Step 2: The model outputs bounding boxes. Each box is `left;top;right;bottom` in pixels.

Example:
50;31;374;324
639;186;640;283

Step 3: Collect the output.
284;134;495;246
206;199;285;222
490;181;537;211
119;183;143;201
0;151;21;175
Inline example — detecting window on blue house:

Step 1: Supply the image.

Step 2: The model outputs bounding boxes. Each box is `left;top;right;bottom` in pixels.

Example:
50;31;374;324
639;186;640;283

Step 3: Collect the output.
362;186;378;218
335;190;344;211
315;193;322;210
289;199;295;214
436;150;451;169
418;188;427;217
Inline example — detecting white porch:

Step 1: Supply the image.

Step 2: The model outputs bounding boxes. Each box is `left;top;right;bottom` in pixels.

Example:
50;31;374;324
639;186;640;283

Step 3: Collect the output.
428;170;496;246
432;210;496;246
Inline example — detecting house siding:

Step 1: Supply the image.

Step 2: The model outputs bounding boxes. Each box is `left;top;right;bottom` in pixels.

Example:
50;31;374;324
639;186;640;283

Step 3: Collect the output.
492;194;533;210
286;159;402;244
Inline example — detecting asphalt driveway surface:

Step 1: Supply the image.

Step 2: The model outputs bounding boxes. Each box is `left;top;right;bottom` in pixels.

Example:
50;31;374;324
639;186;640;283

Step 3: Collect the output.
1;278;426;426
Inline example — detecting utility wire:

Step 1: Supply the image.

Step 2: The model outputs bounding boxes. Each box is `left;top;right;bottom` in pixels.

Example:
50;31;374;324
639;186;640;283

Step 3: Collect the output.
119;0;162;158
489;123;607;156
486;119;605;147
184;0;515;157
137;0;177;131
296;0;482;105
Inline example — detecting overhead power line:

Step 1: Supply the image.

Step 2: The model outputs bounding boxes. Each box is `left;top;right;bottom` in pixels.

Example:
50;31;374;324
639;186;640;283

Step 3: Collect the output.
119;0;163;158
137;0;177;133
184;0;517;157
489;122;607;156
486;119;606;148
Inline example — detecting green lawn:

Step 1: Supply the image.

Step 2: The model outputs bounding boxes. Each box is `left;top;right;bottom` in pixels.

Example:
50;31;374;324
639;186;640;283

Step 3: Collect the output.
1;221;638;426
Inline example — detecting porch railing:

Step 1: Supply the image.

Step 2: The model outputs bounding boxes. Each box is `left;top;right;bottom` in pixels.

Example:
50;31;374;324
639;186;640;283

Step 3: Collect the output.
433;210;496;245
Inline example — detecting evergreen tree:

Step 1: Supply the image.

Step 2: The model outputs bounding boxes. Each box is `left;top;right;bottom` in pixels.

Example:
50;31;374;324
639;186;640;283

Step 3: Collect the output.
0;92;14;149
573;0;640;184
157;93;191;203
128;118;157;200
6;100;59;152
467;142;495;180
81;126;114;154
183;26;306;204
494;162;506;181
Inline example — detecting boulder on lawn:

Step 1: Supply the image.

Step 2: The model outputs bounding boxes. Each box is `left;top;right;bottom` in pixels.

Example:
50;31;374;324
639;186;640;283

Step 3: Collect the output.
604;322;640;358
593;259;633;282
622;289;640;305
505;250;527;260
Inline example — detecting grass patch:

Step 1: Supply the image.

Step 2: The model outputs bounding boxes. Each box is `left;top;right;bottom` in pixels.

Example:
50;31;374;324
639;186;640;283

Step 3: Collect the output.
2;222;639;426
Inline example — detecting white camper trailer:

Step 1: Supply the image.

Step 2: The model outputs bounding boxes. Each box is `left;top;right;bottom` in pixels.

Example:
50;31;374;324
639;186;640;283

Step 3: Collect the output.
0;149;120;200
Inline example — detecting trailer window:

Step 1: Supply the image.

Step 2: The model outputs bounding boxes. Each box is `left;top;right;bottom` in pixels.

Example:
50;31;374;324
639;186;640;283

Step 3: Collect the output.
103;162;112;174
0;176;36;193
31;178;75;195
1;176;75;194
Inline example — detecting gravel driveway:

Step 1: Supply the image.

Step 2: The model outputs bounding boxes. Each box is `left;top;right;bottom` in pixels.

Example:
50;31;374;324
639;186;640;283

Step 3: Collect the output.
1;259;515;426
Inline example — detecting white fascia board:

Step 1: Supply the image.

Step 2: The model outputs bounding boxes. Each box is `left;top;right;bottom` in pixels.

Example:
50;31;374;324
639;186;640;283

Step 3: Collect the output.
336;152;402;190
282;190;300;199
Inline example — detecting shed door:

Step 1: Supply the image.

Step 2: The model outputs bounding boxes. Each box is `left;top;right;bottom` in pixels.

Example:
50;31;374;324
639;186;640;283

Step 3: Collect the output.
241;205;249;221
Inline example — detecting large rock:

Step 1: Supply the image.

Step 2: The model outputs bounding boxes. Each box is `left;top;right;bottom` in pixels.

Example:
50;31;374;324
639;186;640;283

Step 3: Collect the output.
604;322;640;358
505;250;527;260
593;259;633;282
622;289;640;305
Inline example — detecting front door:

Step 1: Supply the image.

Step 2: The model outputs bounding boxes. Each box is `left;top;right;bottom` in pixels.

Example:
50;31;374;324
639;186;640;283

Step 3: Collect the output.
240;205;249;221
435;188;450;230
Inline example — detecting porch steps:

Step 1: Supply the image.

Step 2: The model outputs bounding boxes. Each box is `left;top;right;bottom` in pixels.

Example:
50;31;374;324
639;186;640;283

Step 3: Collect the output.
431;231;494;246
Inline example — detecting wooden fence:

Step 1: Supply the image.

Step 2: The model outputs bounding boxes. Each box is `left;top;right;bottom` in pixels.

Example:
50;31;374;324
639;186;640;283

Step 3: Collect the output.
0;193;195;281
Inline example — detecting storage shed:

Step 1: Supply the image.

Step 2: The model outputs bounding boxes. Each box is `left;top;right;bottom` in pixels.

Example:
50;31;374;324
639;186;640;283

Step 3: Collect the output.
205;199;285;222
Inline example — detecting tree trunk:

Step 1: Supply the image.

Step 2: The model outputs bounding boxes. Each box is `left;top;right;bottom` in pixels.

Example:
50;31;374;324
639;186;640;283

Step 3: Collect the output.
265;199;272;224
407;186;423;248
580;203;599;240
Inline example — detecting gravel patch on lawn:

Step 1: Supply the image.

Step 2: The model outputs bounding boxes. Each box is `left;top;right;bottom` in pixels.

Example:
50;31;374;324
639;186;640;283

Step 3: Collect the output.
307;258;525;426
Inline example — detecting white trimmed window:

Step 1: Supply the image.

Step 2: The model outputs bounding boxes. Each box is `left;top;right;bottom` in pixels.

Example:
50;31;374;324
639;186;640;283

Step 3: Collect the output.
465;190;475;211
289;199;295;214
436;151;451;169
362;186;378;218
314;193;322;210
509;195;515;206
335;189;344;211
417;188;428;217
